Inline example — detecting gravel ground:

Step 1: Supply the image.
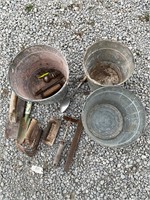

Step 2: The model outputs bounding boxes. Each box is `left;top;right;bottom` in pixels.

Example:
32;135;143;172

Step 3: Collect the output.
0;0;150;200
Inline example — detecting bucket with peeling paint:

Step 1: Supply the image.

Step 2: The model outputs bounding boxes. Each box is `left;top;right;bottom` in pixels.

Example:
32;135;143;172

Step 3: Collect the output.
8;45;69;104
83;40;135;90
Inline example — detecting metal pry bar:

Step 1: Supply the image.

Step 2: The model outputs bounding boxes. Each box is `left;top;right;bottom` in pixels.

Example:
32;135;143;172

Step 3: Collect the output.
64;118;83;172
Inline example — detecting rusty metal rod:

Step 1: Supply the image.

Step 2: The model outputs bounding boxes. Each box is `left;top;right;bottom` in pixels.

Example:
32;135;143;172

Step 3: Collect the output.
64;119;83;172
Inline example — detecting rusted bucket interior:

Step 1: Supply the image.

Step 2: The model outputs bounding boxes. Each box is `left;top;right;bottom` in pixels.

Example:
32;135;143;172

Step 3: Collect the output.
86;49;127;86
84;41;135;87
9;46;69;102
89;60;123;85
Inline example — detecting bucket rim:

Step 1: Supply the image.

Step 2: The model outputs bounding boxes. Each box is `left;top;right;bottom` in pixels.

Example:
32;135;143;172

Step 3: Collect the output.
83;39;135;86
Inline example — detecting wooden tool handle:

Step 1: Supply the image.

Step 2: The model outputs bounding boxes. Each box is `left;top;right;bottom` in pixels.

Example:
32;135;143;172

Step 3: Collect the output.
53;141;64;167
25;118;37;143
42;84;61;98
35;74;64;96
9;91;18;123
44;118;61;146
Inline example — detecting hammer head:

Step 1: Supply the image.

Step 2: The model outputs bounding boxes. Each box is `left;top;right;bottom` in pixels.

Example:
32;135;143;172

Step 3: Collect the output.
63;116;79;124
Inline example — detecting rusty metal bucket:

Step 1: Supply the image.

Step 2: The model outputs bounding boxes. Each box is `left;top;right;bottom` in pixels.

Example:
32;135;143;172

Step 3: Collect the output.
8;45;69;104
83;40;135;90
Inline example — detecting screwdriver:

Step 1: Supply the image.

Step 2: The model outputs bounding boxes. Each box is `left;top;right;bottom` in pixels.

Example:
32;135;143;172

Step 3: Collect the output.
53;121;71;167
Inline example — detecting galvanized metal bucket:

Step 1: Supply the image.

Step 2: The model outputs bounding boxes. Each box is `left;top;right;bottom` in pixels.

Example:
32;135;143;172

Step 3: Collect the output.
8;45;69;104
83;40;135;90
81;87;145;148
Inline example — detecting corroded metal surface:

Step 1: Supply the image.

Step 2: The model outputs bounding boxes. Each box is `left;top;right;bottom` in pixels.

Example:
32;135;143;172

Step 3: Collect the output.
16;125;42;157
43;118;61;146
64;119;83;172
8;45;69;104
5;95;26;139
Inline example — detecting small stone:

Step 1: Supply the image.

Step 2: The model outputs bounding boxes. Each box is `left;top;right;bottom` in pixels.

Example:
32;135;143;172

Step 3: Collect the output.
117;163;121;167
121;174;125;179
141;155;147;159
31;165;43;174
18;161;23;166
1;182;4;187
147;139;150;144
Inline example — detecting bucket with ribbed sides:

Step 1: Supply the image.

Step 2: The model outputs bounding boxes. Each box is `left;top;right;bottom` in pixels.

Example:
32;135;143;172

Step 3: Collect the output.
8;45;69;104
81;87;145;147
83;40;135;90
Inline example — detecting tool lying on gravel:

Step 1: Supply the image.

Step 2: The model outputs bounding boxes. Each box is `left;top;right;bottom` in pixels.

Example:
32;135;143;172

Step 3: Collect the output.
8;91;17;123
17;101;32;144
63;116;79;124
53;116;78;167
53;120;71;167
5;91;26;139
42;117;61;146
16;123;42;157
16;101;42;157
64;118;83;172
60;75;87;113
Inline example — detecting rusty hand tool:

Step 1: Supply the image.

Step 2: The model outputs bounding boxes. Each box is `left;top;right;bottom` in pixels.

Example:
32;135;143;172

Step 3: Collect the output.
53;116;79;167
35;73;64;96
5;91;26;139
25;118;38;144
64;118;83;172
16;124;42;157
53;120;71;167
17;101;32;144
16;115;42;157
8;91;18;123
43;118;61;146
60;75;87;113
42;83;62;98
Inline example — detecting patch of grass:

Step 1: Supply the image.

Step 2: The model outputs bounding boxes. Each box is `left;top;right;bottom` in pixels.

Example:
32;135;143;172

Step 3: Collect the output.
63;20;71;28
25;4;34;13
67;3;81;11
144;12;149;21
138;12;149;22
87;20;95;26
20;44;27;51
136;50;141;57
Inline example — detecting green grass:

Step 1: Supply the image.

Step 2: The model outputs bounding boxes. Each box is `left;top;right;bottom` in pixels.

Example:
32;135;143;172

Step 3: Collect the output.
138;12;149;22
25;4;34;13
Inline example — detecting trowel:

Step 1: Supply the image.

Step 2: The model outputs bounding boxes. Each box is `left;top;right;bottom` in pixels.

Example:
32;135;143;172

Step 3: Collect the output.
17;101;32;144
5;91;26;139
